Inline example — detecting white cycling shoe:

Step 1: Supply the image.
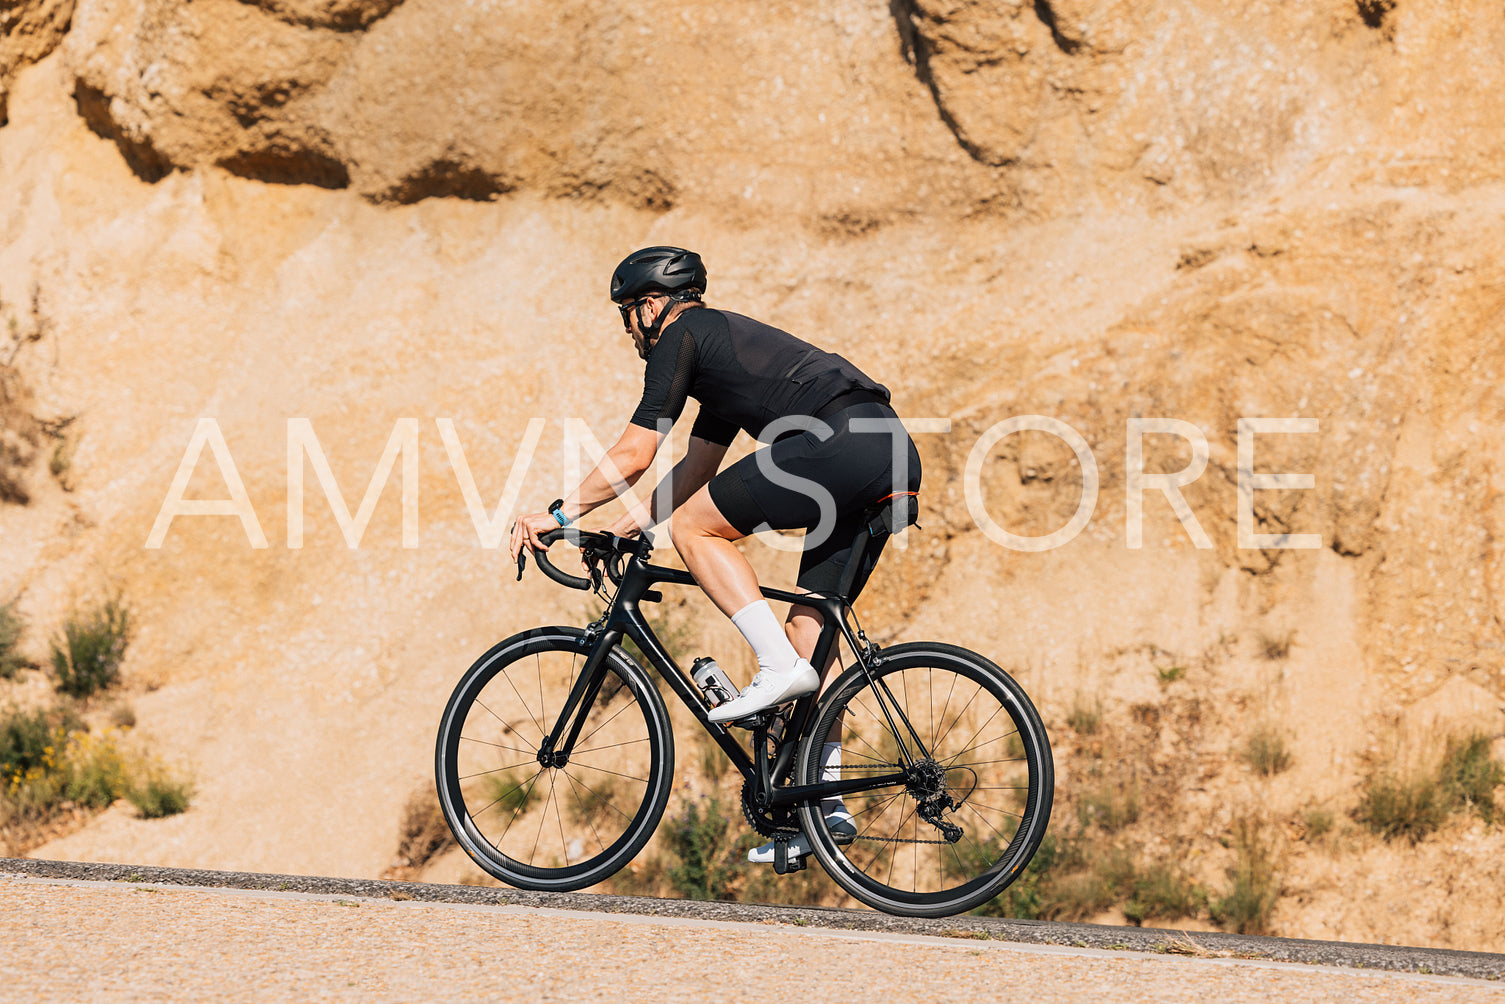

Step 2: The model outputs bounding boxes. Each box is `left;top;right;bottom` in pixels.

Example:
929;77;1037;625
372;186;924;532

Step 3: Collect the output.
706;660;819;724
748;807;857;864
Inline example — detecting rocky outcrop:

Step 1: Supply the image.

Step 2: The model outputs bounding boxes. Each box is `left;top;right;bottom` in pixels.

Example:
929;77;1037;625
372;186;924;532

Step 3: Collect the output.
32;0;1505;218
53;0;990;212
240;0;404;32
893;0;1505;208
0;0;74;125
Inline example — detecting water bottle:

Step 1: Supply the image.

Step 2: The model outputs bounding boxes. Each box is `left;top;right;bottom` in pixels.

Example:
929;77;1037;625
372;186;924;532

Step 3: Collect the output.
691;657;738;708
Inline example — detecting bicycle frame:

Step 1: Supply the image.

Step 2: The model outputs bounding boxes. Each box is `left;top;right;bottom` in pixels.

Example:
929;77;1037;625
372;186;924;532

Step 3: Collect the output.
537;532;914;813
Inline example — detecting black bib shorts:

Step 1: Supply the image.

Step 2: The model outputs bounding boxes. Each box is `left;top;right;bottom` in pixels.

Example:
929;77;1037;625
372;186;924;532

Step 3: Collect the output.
707;399;922;600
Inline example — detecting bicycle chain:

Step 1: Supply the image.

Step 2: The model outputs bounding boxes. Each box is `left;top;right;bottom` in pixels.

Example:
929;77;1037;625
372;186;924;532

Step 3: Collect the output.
829;764;962;845
742;763;962;846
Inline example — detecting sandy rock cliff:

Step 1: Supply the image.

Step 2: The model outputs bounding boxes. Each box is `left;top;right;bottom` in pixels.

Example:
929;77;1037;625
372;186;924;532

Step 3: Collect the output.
2;0;1504;948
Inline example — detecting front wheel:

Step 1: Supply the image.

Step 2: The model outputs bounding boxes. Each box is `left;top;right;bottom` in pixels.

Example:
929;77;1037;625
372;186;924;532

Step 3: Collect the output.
797;642;1054;917
435;627;675;892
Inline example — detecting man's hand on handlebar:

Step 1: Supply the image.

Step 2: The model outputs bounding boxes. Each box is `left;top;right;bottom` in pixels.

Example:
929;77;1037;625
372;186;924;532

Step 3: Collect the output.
508;511;564;563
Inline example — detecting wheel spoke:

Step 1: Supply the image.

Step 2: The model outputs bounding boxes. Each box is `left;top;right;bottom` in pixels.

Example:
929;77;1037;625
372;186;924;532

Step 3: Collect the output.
944;729;1018;767
529;771;555;866
497;668;547;743
564;762;651;784
562;771;610;853
457;736;537;756
456;758;538;781
575;696;638;749
571;737;652;755
473;699;537;752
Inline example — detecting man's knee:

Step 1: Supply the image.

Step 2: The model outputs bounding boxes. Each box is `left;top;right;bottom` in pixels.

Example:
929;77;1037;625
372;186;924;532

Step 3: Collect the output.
670;506;729;551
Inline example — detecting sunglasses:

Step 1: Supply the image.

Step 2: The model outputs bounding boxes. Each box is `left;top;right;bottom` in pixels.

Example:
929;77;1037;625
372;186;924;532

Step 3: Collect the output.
617;294;669;327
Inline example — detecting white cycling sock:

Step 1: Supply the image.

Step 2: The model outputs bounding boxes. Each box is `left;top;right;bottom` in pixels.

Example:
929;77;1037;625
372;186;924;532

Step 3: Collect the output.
730;600;803;678
820;741;845;816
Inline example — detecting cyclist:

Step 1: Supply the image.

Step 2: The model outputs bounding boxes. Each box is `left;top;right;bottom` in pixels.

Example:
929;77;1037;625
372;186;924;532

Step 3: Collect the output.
508;246;921;862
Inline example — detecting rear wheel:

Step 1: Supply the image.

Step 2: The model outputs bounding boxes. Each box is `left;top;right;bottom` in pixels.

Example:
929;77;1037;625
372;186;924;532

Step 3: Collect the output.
797;642;1053;917
435;627;674;892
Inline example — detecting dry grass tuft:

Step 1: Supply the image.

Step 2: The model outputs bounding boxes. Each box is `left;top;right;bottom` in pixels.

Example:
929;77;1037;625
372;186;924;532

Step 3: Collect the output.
1212;814;1280;934
391;788;456;876
1242;724;1293;776
1355;731;1504;842
1066;695;1102;735
0;600;27;679
1256;630;1295;661
50;597;131;699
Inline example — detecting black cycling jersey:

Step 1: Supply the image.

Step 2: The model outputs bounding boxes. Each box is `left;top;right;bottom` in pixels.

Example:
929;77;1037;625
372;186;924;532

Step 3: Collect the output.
629;307;890;446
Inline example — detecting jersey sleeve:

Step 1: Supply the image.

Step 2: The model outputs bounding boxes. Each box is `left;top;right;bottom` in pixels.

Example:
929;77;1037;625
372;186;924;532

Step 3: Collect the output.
630;321;698;433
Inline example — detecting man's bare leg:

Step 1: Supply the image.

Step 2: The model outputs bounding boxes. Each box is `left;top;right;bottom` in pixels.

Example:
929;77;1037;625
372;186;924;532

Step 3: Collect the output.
670;487;818;722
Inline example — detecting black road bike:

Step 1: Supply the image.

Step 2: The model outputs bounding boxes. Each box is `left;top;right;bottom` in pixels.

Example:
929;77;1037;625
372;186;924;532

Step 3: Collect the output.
435;497;1054;918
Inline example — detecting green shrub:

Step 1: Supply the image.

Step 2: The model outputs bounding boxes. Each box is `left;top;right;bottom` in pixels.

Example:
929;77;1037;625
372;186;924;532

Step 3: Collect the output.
1;704;81;780
1438;733;1504;825
482;769;540;818
2;710;122;817
0;601;27;679
125;766;193;819
50;598;130;698
1243;726;1293;776
664;796;738;901
566;774;619;827
970;833;1072;919
1355;733;1502;841
1356;769;1448;842
2;701;190;847
1066;697;1101;736
1124;863;1205;925
971;832;1204;925
64;731;129;809
1077;778;1141;831
1046;844;1137;919
1212;816;1279;935
1302;807;1334;839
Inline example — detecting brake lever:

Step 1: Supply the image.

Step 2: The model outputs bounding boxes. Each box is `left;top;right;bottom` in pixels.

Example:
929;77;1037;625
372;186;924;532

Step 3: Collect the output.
516;550;527;582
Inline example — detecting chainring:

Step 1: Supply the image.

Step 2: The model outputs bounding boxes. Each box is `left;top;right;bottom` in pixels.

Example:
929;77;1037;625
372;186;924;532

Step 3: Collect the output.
741;780;801;839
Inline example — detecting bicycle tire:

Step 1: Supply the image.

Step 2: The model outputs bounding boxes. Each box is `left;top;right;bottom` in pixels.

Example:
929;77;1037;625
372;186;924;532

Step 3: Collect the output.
435;626;675;892
796;642;1053;917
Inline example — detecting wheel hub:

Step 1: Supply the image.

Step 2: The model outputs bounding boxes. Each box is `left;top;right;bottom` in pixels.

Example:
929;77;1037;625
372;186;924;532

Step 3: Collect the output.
906;759;963;844
536;737;570;769
904;758;948;801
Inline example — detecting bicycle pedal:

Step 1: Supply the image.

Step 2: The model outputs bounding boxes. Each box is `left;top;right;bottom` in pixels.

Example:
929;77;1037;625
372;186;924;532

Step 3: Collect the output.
773;844;807;875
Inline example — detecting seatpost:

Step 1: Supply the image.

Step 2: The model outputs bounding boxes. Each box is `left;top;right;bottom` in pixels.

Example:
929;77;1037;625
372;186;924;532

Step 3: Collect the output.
833;523;874;602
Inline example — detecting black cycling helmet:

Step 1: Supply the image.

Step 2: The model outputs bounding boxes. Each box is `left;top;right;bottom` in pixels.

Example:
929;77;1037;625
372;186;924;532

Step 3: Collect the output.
610;246;707;302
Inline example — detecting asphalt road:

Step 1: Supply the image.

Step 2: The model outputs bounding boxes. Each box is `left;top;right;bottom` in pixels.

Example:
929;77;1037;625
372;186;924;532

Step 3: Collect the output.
3;856;1502;985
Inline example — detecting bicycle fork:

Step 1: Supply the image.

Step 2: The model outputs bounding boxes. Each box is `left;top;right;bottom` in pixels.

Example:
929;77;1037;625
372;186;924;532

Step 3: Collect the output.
535;630;618;769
